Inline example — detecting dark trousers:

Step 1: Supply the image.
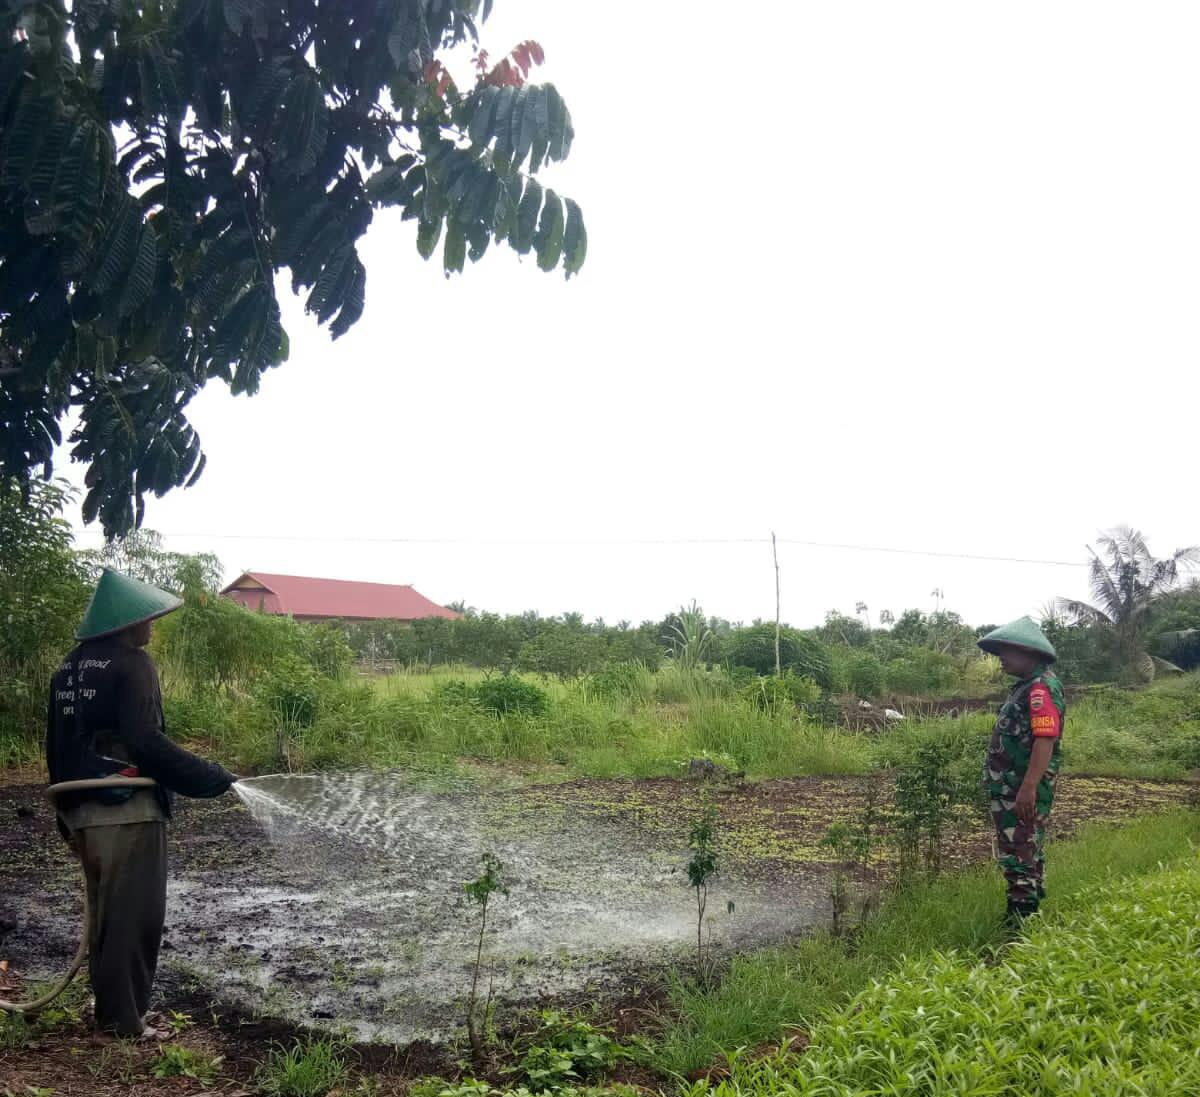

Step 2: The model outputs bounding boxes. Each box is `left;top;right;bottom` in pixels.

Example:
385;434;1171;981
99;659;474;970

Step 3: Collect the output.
73;821;167;1035
990;806;1048;907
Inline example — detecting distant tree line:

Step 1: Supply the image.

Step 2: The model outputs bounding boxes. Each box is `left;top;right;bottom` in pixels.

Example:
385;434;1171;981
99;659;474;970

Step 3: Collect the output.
4;485;1199;734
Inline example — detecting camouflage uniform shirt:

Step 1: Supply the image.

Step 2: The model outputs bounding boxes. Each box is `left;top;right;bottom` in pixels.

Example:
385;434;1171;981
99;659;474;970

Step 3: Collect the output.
984;668;1066;811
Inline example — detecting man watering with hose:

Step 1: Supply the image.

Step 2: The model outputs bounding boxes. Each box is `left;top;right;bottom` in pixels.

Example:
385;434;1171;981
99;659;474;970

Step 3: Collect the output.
42;569;237;1038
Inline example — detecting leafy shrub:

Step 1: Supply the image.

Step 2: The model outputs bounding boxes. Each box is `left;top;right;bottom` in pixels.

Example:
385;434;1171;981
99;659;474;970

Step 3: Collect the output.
884;648;960;696
741;673;821;714
891;740;977;878
152;1045;223;1083
584;662;651;703
255;655;322;727
163;689;228;739
725;625;832;688
512;1010;629;1091
433;678;477;707
518;629;607;679
0;480;90;759
303;623;354;679
472;675;549;717
845;652;886;698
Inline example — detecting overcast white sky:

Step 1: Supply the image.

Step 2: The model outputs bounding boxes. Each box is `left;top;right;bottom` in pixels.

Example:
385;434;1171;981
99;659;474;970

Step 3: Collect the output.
67;2;1200;628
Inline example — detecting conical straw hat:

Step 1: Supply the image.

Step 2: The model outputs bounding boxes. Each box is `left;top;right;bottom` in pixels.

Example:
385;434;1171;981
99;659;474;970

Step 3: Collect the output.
77;568;183;641
977;616;1056;663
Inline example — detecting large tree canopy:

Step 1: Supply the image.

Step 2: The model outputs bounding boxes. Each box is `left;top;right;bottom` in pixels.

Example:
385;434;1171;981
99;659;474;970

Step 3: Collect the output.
0;0;586;536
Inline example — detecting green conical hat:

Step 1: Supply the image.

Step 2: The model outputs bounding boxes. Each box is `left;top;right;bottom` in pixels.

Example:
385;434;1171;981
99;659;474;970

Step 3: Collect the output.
977;616;1056;663
77;568;183;641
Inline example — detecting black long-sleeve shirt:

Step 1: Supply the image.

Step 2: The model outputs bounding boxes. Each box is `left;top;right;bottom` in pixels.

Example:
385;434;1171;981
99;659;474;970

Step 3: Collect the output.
46;636;234;815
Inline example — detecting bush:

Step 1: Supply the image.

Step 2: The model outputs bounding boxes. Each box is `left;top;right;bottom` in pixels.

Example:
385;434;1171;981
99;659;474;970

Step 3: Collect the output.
583;662;652;703
518;628;607;679
845;652;886;698
471;675;550;717
741;673;821;714
512;1009;629;1091
884;648;960;696
0;480;90;759
255;655;322;727
726;624;832;688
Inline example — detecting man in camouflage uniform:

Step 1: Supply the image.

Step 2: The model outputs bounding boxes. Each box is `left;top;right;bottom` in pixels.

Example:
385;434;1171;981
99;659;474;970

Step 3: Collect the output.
978;616;1065;925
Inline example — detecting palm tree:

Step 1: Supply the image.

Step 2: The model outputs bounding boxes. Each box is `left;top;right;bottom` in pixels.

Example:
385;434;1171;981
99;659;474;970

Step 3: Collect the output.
666;601;714;672
1058;526;1200;681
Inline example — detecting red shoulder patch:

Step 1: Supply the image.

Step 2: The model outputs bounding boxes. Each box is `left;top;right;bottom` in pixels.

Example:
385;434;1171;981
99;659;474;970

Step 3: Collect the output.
1028;683;1061;737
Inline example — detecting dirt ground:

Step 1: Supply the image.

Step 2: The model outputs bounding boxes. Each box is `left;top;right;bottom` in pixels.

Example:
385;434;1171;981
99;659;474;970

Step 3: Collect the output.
1;771;1195;1096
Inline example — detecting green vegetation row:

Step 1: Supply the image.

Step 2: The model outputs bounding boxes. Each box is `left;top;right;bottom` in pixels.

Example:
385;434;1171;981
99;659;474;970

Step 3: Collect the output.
674;838;1200;1095
655;811;1200;1076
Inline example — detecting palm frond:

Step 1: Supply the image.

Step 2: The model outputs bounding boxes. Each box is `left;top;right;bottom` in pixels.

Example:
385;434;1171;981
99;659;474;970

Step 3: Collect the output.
1056;596;1112;627
1085;548;1124;621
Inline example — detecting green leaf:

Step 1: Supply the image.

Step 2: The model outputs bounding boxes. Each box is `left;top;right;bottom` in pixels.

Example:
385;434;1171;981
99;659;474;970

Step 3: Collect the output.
0;41;31;116
416;216;442;260
489;85;516;168
528;85;550;173
278;72;329;178
329;259;364;338
89;198;141;296
467;86;499;147
116;223;158;317
533;188;563;272
492;174;523;242
512;178;541;255
443;218;465;275
513;85;538;172
546;84;572;162
366;156;418;205
562;198;586;277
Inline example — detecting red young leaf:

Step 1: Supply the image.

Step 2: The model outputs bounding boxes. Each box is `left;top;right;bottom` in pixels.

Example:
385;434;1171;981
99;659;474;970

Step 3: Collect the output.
424;60;456;99
478;39;546;88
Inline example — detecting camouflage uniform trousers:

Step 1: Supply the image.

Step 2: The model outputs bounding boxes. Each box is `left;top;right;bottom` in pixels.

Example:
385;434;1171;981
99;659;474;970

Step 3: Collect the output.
990;790;1052;906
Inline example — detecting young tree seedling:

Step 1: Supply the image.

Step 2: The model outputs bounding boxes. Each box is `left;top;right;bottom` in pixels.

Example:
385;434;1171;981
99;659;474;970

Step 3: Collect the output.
687;802;719;987
463;853;508;1066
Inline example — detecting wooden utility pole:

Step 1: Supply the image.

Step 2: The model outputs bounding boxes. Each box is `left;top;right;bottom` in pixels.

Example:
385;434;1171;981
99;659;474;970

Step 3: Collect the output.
772;531;781;677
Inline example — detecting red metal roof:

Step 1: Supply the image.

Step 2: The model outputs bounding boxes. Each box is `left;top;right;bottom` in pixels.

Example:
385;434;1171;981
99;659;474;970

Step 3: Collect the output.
220;572;461;621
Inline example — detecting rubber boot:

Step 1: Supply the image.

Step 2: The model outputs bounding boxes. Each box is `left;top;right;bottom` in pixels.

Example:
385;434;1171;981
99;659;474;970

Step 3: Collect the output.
1005;897;1039;930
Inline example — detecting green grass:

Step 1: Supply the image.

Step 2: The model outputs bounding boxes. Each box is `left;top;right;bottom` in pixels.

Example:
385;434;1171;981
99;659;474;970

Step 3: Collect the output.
679;853;1200;1096
254;1037;349;1097
652;811;1200;1076
10;657;1200;784
151;1044;224;1083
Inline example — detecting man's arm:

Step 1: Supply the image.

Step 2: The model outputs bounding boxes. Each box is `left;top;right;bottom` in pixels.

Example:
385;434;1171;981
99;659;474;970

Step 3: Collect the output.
1014;681;1061;823
118;653;236;798
1014;738;1054;823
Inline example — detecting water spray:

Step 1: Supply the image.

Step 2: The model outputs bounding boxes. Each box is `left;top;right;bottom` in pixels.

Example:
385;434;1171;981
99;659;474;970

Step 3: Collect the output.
0;775;158;1015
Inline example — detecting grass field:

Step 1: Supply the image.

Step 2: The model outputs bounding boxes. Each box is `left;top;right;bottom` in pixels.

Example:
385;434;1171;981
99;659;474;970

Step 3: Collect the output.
145;664;1200;785
5;655;1196;784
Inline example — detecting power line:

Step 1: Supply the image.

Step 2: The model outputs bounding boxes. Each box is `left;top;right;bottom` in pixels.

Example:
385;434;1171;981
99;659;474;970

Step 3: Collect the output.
71;527;1088;567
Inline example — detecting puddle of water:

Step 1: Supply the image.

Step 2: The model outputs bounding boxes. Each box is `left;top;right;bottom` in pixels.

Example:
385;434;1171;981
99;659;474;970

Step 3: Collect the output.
169;772;827;1043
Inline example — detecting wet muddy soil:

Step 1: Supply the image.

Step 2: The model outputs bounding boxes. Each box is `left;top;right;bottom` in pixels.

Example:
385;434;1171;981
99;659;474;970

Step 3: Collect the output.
1;769;1194;1090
